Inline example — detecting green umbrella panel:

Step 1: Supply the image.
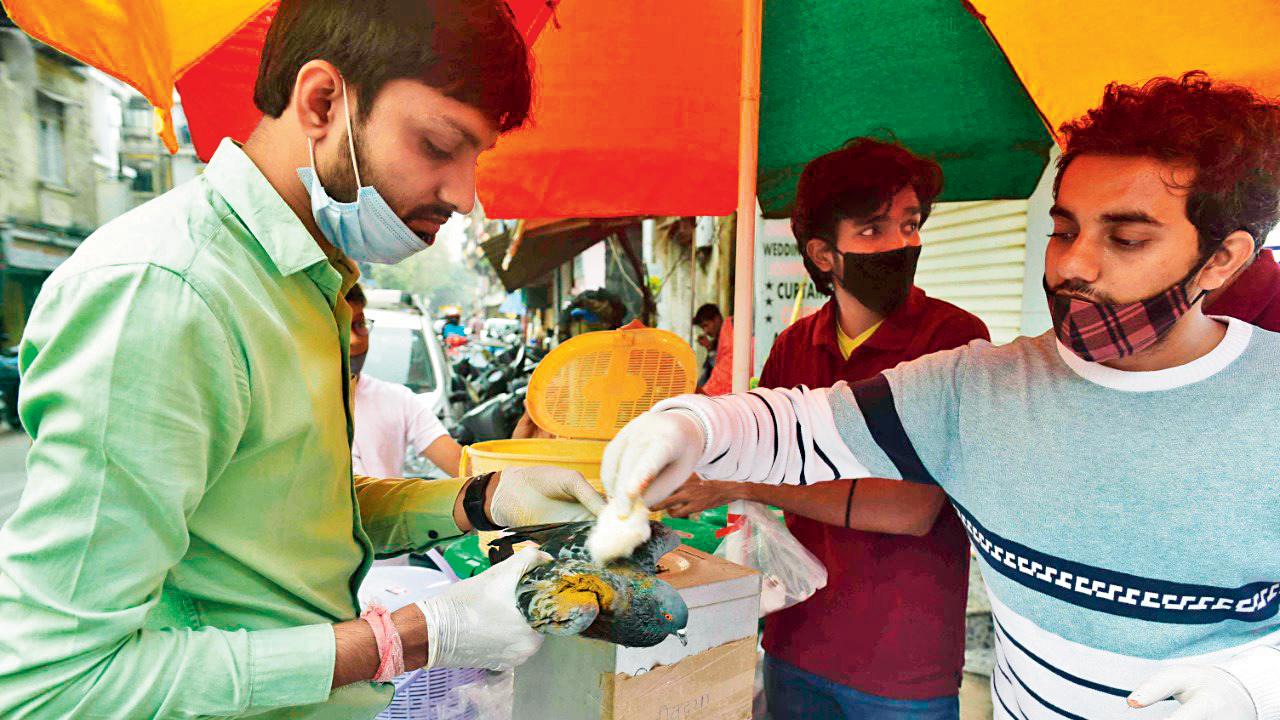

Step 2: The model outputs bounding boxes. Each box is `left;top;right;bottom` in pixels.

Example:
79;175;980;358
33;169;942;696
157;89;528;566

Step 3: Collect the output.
757;0;1054;219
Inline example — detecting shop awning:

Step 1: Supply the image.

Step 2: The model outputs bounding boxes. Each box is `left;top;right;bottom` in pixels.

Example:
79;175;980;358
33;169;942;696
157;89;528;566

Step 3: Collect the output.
481;218;635;293
0;223;86;272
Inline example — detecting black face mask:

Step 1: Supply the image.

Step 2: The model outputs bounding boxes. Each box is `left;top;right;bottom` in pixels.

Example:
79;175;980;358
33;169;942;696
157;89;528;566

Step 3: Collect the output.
350;351;367;377
834;245;922;316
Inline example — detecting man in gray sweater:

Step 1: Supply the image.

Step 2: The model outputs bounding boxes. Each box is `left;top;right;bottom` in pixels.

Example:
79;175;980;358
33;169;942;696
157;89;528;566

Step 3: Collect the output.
605;72;1280;720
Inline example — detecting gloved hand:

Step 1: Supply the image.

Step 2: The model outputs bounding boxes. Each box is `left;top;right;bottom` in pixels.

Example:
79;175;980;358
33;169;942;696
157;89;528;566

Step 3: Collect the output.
489;466;606;527
415;546;551;670
1128;665;1258;719
601;411;704;507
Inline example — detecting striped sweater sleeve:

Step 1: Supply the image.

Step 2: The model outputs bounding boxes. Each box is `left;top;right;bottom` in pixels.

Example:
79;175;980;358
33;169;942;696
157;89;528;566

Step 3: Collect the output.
653;343;969;489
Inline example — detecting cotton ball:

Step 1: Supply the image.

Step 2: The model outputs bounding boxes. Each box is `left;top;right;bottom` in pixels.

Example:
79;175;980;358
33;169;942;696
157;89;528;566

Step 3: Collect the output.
588;497;652;564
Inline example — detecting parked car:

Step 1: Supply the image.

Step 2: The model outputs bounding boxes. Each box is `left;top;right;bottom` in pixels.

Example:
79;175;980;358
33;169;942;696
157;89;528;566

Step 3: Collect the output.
364;288;417;310
359;303;454;478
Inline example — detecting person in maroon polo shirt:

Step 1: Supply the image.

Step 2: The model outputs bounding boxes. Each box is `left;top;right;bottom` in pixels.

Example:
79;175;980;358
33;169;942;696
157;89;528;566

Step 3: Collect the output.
1207;247;1280;330
658;139;988;719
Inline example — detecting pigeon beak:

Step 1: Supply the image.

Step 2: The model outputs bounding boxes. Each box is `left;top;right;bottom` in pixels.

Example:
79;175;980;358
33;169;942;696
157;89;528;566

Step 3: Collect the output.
675;629;688;646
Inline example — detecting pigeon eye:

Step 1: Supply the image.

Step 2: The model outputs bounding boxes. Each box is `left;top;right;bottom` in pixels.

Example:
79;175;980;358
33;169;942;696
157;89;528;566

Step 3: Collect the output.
663;613;673;621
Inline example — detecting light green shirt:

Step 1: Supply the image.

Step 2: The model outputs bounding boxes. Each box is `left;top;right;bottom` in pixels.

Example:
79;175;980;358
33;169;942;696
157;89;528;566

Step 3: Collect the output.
0;139;465;719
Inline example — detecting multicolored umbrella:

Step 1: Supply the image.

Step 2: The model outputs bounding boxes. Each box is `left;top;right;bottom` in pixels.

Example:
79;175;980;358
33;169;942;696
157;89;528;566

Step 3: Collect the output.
7;0;1280;390
0;0;737;219
8;1;1280;219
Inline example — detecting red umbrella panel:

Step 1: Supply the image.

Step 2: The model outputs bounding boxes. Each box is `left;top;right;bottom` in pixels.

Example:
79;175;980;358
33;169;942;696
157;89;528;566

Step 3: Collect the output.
175;0;560;162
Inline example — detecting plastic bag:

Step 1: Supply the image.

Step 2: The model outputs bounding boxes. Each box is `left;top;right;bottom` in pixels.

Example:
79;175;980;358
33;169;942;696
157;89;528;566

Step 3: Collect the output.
445;669;513;720
714;502;827;616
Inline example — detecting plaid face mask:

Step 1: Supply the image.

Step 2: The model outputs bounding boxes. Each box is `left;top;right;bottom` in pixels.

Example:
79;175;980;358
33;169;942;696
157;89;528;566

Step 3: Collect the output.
1044;272;1208;363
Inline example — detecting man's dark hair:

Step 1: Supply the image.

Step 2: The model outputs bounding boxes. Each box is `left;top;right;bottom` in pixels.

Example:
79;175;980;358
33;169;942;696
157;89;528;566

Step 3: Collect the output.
254;0;532;133
559;289;627;337
692;303;722;325
1057;71;1280;255
791;138;944;296
345;283;366;306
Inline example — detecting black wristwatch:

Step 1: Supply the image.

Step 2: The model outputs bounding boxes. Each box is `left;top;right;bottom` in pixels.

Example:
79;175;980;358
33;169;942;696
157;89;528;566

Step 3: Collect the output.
463;472;505;531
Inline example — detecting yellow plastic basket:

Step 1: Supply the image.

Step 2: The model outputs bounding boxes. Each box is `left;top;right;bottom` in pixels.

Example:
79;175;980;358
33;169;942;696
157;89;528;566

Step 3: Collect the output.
461;327;696;493
525;327;697;441
462;438;609;492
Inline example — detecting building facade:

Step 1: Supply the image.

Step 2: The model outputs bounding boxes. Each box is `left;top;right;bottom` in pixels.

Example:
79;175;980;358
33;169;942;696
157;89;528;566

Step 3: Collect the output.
0;18;202;349
0;26;96;346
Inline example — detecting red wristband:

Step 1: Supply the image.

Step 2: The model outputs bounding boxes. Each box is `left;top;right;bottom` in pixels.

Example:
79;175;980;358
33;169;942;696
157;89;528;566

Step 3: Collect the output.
361;601;405;682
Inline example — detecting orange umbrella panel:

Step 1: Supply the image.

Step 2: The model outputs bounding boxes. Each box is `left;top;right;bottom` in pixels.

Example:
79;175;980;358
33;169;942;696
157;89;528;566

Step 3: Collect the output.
0;0;558;154
474;0;743;219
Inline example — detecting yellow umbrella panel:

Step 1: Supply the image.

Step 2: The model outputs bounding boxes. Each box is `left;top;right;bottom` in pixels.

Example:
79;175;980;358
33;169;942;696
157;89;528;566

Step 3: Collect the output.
972;0;1280;138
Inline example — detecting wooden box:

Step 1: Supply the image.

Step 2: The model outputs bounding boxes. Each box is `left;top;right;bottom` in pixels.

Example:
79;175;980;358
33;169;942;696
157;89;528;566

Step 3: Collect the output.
513;546;761;720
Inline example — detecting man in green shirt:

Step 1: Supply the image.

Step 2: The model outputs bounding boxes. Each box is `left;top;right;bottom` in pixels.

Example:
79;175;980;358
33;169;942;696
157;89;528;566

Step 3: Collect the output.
0;1;605;717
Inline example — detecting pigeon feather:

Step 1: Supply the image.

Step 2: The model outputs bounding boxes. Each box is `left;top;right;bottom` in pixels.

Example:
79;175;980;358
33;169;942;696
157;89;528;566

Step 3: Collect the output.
493;520;689;648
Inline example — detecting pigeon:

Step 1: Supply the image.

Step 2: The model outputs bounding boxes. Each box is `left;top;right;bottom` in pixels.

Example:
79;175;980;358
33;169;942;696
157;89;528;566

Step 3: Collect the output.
488;520;690;648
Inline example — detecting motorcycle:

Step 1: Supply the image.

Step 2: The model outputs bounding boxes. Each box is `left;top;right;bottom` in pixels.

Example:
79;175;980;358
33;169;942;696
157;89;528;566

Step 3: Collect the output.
449;385;527;445
450;339;538;408
447;338;544;445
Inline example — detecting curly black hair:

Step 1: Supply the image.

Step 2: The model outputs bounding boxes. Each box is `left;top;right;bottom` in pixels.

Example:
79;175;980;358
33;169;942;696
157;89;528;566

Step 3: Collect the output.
791;138;943;296
1057;71;1280;254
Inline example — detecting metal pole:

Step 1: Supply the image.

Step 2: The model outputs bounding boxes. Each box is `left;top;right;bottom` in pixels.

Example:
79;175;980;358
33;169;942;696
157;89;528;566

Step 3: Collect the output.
731;0;762;394
726;0;764;568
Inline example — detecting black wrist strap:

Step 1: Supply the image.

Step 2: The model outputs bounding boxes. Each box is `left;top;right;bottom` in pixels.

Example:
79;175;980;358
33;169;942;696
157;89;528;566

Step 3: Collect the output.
463;472;504;531
844;478;859;529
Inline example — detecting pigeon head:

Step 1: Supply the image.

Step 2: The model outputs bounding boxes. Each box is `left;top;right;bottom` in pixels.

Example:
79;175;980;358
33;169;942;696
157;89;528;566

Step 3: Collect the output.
653;580;690;645
627;576;689;646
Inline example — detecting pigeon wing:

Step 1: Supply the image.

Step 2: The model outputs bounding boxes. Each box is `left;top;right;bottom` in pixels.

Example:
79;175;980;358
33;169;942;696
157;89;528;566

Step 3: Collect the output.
629;522;682;573
516;562;612;637
488;521;595;564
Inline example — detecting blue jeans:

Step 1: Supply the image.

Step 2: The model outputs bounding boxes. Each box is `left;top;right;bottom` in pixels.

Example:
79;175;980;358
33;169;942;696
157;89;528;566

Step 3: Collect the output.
764;656;959;720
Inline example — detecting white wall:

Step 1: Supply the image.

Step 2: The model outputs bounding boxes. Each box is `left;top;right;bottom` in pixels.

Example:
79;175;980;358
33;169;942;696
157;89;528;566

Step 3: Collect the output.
917;200;1030;344
1018;147;1061;338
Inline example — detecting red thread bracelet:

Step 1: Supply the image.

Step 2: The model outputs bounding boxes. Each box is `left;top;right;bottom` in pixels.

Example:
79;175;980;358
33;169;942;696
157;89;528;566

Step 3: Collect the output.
361;601;405;682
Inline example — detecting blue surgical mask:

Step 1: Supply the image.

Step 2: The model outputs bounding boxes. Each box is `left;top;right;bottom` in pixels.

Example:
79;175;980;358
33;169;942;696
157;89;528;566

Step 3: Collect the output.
296;80;424;264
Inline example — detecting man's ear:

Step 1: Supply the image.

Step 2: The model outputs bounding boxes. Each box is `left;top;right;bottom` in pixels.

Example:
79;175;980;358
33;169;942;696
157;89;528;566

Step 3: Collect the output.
291;59;346;144
1198;230;1258;292
806;238;836;273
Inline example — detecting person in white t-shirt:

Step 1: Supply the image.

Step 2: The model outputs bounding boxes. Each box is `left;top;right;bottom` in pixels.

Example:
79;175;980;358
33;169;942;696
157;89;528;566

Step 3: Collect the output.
347;284;463;478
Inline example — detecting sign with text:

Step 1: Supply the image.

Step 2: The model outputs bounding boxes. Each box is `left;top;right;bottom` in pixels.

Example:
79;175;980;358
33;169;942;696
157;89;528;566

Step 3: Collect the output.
752;217;826;377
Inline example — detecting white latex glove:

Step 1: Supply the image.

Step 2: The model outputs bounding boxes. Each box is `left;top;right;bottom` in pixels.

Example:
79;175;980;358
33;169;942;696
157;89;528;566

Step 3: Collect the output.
488;466;606;527
590;411;705;564
415;546;551;670
1128;665;1258;719
601;410;704;507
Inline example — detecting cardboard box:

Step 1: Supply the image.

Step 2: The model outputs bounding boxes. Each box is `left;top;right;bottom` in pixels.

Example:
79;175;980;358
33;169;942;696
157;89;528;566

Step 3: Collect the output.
513;546;761;720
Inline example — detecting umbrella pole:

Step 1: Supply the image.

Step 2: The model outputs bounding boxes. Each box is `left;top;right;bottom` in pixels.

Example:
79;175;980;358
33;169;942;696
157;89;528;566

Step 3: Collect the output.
731;0;763;394
727;0;763;568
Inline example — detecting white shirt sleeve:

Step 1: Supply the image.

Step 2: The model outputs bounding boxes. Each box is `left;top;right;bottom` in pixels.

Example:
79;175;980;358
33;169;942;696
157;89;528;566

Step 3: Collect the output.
653;343;972;489
405;391;449;455
655;384;870;486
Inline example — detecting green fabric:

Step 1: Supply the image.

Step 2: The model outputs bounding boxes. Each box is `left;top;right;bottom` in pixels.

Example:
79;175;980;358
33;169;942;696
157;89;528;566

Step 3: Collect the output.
439;534;491;577
659;516;723;555
0;139;463;719
758;0;1054;218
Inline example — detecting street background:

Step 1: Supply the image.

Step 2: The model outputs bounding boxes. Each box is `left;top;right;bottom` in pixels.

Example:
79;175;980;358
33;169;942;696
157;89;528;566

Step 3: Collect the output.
0;429;28;527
